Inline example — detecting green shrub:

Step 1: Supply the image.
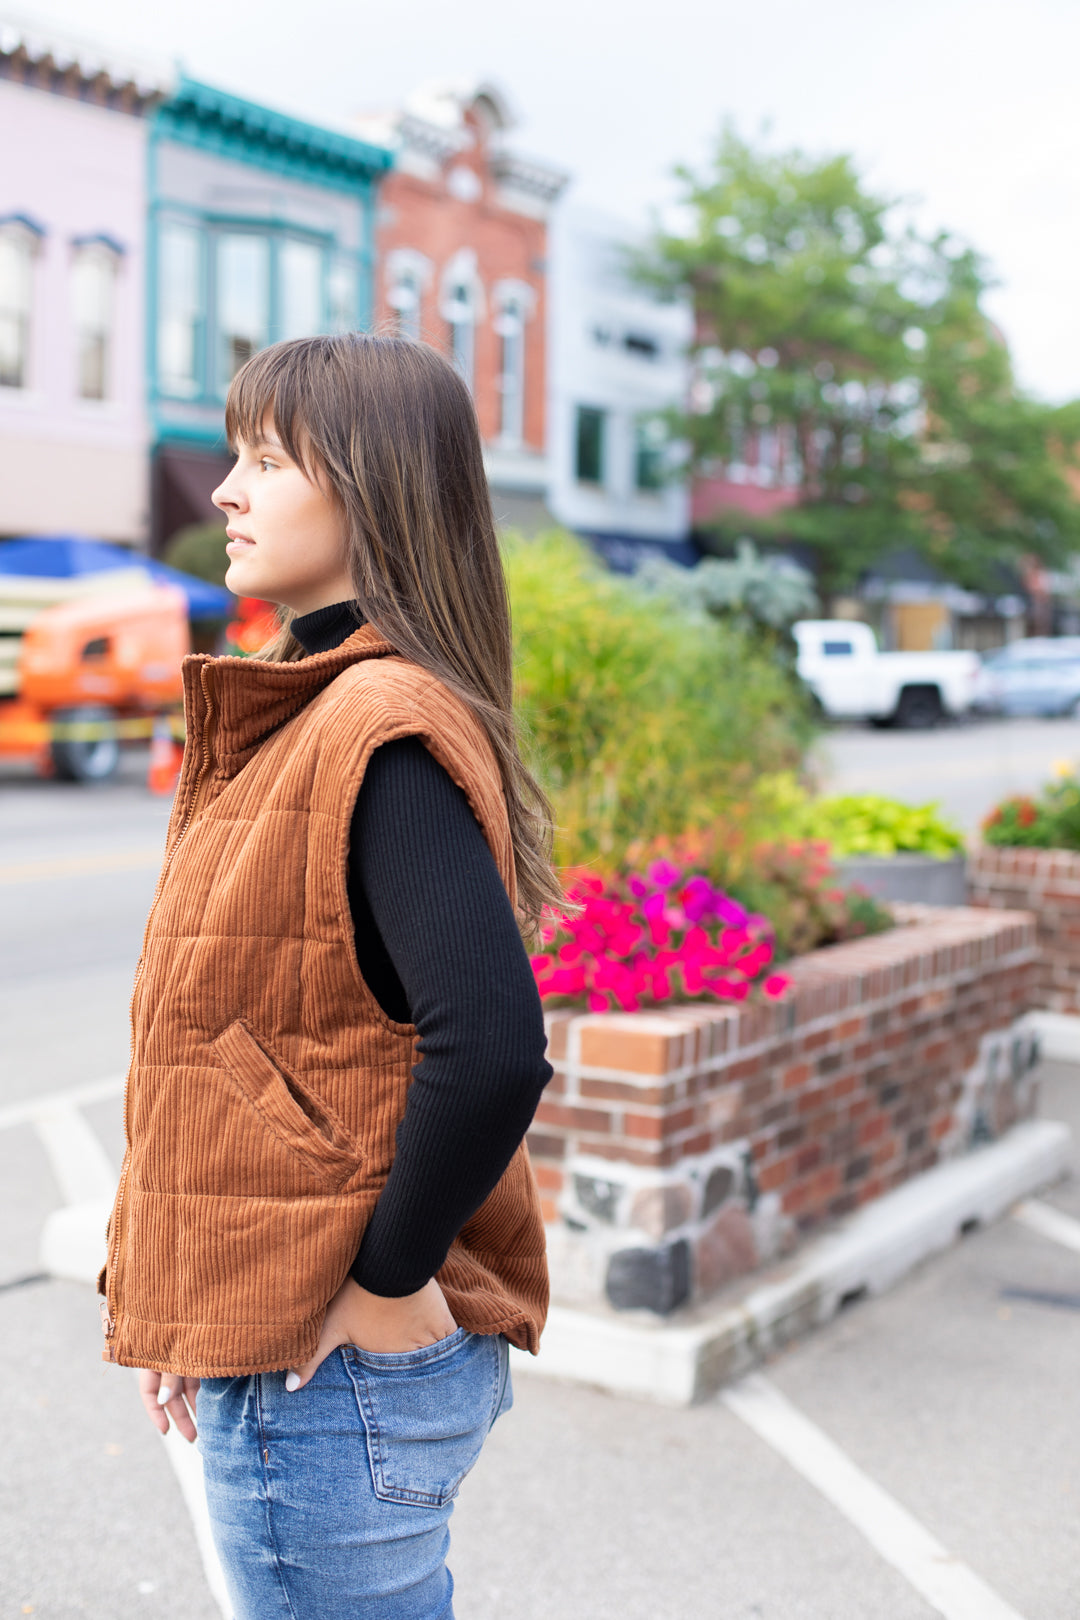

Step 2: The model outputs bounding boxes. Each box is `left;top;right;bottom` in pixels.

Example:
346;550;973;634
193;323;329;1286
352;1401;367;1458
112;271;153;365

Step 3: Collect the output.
793;793;965;858
505;530;815;868
983;772;1080;849
164;522;231;587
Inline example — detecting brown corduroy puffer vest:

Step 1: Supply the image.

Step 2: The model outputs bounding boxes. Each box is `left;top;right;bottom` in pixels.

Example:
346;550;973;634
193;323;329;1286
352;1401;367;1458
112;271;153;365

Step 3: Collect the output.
98;625;548;1378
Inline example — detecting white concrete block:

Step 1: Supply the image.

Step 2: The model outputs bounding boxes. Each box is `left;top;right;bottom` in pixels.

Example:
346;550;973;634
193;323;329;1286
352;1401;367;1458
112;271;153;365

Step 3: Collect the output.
39;1195;113;1285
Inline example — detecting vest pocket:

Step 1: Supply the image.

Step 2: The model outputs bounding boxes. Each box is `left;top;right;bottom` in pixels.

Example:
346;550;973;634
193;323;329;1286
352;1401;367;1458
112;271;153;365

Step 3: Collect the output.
212;1020;362;1190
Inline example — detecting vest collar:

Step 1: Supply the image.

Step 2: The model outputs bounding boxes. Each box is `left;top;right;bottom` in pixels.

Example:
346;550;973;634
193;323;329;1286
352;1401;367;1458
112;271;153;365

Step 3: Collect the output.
182;624;395;777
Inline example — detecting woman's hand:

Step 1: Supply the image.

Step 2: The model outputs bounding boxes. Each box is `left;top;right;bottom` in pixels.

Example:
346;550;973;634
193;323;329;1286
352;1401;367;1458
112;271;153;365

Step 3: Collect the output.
286;1276;456;1391
138;1368;200;1443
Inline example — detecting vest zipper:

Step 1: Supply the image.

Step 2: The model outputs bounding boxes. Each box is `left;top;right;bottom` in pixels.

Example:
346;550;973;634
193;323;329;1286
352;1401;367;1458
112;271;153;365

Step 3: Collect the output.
103;665;217;1359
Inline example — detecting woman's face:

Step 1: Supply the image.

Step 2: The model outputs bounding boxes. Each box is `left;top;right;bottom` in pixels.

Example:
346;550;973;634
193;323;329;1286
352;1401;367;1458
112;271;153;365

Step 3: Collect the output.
211;418;353;615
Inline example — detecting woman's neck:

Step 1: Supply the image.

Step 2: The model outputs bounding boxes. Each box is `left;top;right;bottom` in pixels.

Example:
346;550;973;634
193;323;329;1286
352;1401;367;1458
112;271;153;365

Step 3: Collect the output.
291;600;367;655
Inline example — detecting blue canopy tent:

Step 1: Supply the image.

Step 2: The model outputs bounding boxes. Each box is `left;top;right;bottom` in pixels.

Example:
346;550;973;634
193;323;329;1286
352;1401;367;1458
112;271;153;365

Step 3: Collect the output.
0;536;233;620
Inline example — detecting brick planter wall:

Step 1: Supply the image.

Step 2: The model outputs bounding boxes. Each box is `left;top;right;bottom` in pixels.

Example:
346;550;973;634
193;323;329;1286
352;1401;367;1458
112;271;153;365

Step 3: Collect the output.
968;845;1080;1014
529;906;1039;1316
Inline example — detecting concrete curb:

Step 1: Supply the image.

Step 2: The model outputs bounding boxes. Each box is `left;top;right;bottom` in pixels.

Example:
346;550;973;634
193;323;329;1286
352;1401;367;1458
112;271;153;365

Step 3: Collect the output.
1020;1011;1080;1064
514;1119;1072;1405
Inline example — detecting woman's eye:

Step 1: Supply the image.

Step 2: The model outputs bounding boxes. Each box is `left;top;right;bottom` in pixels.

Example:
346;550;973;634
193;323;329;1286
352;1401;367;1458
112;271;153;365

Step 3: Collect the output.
260;458;276;472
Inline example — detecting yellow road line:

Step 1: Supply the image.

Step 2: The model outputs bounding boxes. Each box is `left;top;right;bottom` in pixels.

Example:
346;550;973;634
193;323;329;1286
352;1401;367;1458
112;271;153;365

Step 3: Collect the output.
0;848;163;884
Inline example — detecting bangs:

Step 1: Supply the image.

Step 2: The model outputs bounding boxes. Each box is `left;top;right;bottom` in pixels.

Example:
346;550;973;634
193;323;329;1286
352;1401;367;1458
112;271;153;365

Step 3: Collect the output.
224;339;327;475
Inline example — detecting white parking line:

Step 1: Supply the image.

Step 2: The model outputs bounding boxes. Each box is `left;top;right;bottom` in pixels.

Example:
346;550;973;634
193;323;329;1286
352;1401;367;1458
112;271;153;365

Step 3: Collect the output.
32;1101;116;1203
723;1374;1027;1620
0;1074;124;1133
7;1081;232;1617
156;1408;233;1618
1014;1199;1080;1256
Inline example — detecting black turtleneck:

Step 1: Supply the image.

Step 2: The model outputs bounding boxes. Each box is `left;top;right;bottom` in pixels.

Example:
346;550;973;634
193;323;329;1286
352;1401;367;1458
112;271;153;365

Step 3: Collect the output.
290;600;551;1298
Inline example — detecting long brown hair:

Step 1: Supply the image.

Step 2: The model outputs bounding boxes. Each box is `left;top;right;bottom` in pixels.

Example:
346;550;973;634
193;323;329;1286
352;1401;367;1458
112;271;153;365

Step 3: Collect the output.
224;332;560;933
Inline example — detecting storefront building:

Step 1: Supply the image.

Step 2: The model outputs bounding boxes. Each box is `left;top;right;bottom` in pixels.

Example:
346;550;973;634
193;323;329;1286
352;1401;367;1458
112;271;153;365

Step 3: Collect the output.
0;22;168;543
149;77;392;550
359;82;567;530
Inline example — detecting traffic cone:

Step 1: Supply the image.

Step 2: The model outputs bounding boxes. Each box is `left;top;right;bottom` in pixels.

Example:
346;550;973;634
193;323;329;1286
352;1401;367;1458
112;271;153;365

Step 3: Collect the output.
148;716;183;796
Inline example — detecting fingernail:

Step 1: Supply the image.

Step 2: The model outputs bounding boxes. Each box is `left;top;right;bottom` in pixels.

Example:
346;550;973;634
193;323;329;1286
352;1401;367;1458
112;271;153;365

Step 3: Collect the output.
157;1387;172;1405
285;1371;301;1393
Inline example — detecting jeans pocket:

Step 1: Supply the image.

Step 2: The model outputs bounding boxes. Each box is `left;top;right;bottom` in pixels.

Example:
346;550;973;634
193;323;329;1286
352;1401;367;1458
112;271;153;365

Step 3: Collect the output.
343;1329;503;1508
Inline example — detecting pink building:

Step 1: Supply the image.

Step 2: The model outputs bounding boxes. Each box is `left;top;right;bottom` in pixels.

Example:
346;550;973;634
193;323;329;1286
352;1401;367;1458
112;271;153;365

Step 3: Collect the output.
0;23;168;543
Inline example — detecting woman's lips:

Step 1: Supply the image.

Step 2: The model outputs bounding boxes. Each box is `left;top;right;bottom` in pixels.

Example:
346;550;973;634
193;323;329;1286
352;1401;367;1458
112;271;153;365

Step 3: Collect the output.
225;536;256;553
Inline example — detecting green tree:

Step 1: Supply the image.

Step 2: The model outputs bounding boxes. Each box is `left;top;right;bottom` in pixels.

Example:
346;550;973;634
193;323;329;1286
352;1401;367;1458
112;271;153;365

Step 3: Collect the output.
646;128;1080;599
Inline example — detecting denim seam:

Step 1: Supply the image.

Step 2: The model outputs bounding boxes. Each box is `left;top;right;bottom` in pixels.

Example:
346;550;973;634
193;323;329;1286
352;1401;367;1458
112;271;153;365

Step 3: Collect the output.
255;1373;301;1620
489;1336;509;1432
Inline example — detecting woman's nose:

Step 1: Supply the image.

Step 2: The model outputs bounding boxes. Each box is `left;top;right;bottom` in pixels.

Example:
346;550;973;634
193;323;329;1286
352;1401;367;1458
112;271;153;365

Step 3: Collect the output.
211;473;247;513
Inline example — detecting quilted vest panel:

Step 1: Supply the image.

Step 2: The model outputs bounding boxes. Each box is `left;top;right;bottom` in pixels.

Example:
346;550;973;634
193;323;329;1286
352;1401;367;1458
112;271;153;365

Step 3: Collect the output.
99;627;548;1377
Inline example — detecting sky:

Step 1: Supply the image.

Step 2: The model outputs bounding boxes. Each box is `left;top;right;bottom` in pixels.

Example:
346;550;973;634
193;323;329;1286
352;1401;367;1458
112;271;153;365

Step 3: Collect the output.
14;0;1080;401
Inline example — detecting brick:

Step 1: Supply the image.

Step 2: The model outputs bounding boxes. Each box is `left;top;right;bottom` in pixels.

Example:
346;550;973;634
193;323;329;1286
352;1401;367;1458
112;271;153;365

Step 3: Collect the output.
526;1131;566;1160
579;1077;670;1106
533;1101;612;1134
783;1062;814;1091
533;1163;564;1193
579;1023;681;1075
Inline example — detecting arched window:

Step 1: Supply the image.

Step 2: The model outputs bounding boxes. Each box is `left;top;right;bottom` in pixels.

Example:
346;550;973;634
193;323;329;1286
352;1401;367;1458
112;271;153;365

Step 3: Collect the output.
72;239;121;401
493;279;535;446
439;249;482;391
386;249;432;342
0;219;40;390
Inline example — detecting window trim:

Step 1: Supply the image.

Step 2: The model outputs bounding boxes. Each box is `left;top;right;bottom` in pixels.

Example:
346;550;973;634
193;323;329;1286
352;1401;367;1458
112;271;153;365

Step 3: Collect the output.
574;403;607;487
0;217;44;393
153;210;362;403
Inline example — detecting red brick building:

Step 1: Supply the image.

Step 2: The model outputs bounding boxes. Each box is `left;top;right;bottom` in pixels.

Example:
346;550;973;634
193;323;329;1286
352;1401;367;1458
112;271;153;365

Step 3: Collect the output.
357;82;567;525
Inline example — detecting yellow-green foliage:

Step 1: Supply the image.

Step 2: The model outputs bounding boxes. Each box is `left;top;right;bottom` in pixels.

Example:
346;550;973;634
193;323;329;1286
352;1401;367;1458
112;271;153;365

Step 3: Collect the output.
505;530;813;868
794;792;965;857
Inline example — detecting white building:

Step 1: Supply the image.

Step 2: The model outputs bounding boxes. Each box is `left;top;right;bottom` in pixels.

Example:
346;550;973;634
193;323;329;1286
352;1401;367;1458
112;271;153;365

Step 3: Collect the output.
547;204;694;568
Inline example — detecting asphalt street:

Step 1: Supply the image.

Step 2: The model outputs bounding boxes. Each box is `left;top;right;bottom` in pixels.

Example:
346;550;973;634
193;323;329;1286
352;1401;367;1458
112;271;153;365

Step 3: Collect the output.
819;714;1080;831
3;742;1080;1619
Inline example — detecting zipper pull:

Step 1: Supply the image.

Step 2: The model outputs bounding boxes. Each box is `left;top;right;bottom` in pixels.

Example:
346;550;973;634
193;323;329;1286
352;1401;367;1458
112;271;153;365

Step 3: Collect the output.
98;1297;113;1338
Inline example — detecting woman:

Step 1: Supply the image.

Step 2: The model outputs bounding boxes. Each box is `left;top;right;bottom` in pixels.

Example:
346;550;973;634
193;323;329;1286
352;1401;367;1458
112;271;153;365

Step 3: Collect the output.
98;333;558;1618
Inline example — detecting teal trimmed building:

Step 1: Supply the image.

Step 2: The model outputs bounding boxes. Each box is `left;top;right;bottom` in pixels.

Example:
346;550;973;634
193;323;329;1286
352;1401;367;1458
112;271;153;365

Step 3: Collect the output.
148;76;393;549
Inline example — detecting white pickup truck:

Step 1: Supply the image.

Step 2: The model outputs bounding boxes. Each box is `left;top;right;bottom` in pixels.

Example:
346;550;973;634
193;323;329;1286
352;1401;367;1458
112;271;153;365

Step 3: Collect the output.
793;619;980;727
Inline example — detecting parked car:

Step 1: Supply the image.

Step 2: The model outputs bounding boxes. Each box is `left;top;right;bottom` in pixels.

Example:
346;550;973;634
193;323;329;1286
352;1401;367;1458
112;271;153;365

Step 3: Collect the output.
973;638;1080;717
793;619;980;728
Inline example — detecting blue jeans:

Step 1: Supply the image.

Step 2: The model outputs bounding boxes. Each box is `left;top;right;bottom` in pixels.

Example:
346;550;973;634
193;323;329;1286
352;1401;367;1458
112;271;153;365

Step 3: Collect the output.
198;1328;512;1619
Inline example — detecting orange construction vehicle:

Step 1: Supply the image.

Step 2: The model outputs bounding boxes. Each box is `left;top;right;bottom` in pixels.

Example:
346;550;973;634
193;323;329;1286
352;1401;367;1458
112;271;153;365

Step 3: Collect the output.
0;582;189;782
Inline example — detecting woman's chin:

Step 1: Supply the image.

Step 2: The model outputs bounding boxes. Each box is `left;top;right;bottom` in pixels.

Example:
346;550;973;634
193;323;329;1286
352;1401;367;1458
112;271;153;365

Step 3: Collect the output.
225;557;263;595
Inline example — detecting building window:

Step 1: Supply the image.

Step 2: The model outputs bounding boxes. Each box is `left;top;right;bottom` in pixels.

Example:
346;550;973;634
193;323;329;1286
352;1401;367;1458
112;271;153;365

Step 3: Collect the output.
279;239;323;341
158;222;202;399
635;417;666;492
624;331;660;360
440;250;481;391
446;279;474;386
390;268;422;340
494;280;536;447
328;257;356;334
0;221;38;390
575;405;606;485
72;241;120;401
217;233;270;387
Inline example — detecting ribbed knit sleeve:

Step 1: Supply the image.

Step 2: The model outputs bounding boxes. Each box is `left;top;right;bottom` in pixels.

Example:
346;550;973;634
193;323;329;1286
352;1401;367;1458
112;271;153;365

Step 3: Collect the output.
346;737;552;1297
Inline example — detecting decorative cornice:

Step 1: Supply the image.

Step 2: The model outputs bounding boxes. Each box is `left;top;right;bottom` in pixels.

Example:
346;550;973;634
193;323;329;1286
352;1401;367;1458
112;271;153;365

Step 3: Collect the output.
156;76;395;192
490;147;569;203
0;13;171;111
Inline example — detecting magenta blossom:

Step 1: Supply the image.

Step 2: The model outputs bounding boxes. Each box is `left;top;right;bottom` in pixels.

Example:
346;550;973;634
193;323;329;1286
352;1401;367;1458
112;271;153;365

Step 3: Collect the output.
533;866;790;1014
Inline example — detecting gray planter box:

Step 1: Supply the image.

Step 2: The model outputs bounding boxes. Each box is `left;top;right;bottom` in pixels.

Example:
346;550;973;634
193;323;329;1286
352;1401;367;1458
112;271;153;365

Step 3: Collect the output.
837;852;968;906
